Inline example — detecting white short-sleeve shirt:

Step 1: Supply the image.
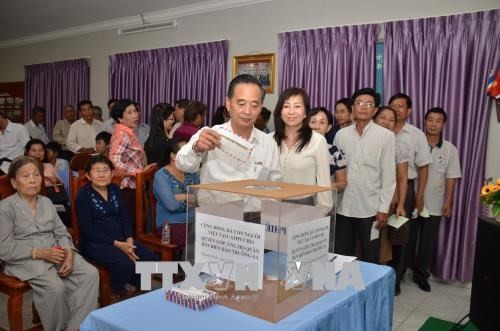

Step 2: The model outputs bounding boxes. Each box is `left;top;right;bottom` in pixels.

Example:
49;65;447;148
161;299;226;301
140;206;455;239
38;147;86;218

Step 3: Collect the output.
424;139;461;216
396;123;432;179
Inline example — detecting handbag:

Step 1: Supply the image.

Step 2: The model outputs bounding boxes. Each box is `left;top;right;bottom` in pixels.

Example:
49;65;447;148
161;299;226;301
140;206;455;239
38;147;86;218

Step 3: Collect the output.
45;183;69;205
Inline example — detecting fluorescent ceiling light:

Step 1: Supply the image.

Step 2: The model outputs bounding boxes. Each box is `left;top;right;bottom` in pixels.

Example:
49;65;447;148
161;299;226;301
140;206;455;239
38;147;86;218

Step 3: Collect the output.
118;19;178;36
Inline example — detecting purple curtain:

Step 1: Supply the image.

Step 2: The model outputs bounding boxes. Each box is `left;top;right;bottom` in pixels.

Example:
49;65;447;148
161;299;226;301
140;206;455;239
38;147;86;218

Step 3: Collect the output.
109;40;228;125
24;59;90;138
278;24;380;112
384;10;500;282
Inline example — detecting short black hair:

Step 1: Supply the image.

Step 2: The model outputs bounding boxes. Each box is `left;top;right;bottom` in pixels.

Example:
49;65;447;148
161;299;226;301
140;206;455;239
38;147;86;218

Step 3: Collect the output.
227;74;265;102
107;98;118;109
175;99;190;109
373;106;397;121
31;106;46;116
78;100;93;111
84;154;115;173
45;141;62;154
184;101;207;123
425;107;448;122
389;93;412;109
110;99;135;122
211;106;229;125
95;131;112;145
310;107;333;125
351;88;379;106
335;98;352;113
260;107;271;121
157;139;184;167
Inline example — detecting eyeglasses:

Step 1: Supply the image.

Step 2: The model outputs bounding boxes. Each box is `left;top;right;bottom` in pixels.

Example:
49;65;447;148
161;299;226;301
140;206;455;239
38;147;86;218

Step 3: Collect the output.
91;168;111;174
354;101;375;109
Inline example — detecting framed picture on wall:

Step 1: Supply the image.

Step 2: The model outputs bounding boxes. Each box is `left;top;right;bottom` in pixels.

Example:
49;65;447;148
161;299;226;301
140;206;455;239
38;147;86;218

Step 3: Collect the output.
233;53;275;93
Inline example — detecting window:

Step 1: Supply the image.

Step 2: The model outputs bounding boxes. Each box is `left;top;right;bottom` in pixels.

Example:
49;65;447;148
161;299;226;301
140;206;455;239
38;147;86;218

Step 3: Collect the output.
375;42;384;104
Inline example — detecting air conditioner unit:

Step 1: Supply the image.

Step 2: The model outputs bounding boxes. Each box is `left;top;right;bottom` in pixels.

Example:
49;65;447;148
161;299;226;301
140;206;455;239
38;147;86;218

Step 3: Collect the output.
118;19;178;36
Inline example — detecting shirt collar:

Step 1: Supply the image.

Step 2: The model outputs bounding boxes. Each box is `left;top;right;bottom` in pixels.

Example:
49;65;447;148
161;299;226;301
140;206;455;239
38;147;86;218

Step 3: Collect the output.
401;122;411;133
5;120;14;132
429;135;444;149
353;120;374;137
115;123;135;136
79;118;94;125
223;120;259;144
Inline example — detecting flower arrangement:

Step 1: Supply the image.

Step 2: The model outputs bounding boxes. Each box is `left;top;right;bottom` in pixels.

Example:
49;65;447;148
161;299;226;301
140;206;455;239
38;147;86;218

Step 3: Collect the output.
480;179;500;217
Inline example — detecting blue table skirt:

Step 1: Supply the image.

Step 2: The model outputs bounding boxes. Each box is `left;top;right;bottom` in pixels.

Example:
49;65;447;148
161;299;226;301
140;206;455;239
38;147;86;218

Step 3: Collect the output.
81;262;395;331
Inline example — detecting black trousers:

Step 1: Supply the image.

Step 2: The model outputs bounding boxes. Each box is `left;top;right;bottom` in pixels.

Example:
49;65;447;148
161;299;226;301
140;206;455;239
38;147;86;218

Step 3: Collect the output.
409;215;442;281
334;214;380;264
390;180;415;285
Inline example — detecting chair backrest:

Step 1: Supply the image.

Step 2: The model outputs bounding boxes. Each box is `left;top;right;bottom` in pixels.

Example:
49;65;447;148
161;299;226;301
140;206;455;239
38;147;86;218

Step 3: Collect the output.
69;153;92;172
135;163;159;237
70;171;122;247
0;175;15;200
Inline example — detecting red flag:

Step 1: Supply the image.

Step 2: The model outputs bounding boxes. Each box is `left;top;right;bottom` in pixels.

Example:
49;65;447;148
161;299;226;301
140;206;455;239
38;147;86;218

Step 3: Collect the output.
487;70;500;99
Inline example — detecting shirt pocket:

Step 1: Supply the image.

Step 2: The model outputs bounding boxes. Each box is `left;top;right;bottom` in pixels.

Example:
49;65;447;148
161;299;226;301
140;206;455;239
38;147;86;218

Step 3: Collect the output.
436;158;448;174
362;149;380;170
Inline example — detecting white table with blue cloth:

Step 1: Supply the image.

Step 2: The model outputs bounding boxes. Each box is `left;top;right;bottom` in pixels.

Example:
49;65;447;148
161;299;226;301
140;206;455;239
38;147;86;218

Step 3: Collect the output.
81;261;395;331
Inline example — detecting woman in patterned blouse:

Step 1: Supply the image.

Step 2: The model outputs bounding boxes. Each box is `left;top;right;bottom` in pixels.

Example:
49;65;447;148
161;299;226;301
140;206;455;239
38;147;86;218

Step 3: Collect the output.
109;99;148;232
153;139;199;247
76;155;158;296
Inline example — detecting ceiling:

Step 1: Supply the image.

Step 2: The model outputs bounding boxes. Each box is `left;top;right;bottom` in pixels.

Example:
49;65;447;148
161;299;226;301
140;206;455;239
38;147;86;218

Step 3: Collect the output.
0;0;209;42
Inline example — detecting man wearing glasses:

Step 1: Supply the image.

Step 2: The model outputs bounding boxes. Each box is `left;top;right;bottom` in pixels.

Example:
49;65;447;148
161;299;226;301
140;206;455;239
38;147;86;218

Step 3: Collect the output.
333;88;396;264
388;93;432;295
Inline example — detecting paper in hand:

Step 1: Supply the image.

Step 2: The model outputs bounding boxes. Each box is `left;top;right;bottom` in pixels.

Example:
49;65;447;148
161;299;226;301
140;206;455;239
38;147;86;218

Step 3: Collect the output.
387;214;409;229
215;126;254;163
420;206;430;218
370;222;379;241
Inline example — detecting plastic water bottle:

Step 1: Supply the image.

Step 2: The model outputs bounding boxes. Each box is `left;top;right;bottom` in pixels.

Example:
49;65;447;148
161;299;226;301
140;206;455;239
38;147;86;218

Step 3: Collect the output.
162;222;171;244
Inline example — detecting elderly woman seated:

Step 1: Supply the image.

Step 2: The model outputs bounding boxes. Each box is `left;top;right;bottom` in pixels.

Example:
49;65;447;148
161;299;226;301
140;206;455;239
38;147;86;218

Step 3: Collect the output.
76;154;158;296
0;156;98;331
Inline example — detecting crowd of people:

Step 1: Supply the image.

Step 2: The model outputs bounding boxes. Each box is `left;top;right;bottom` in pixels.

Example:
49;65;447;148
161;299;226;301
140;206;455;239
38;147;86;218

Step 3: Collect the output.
0;73;462;329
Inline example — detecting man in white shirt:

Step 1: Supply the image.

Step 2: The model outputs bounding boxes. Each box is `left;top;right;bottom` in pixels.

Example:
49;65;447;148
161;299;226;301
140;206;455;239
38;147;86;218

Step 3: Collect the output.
53;105;76;149
52;104;76;161
176;74;282;208
0;110;30;174
66;100;104;154
168;99;189;139
333;88;396;263
412;107;461;292
24;106;49;144
389;93;432;295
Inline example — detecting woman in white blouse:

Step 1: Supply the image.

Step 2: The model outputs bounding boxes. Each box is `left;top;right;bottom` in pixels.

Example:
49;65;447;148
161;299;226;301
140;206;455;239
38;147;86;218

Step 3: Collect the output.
271;88;333;214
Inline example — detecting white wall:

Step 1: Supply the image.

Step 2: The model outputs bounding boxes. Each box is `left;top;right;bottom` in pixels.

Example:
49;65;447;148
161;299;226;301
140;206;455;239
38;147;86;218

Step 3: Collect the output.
485;103;500;179
0;0;498;171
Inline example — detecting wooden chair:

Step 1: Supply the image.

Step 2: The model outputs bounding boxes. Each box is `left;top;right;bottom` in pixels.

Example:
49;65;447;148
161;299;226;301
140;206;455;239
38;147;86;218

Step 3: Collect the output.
69;153;92;247
135;164;178;261
0;175;42;331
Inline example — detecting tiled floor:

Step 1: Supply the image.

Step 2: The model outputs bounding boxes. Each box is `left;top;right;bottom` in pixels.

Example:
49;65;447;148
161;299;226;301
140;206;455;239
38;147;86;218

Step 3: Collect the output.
0;275;471;330
392;275;471;330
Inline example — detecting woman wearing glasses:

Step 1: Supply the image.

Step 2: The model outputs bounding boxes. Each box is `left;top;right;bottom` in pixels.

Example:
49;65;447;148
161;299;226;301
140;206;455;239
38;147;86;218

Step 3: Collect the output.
76;155;158;297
